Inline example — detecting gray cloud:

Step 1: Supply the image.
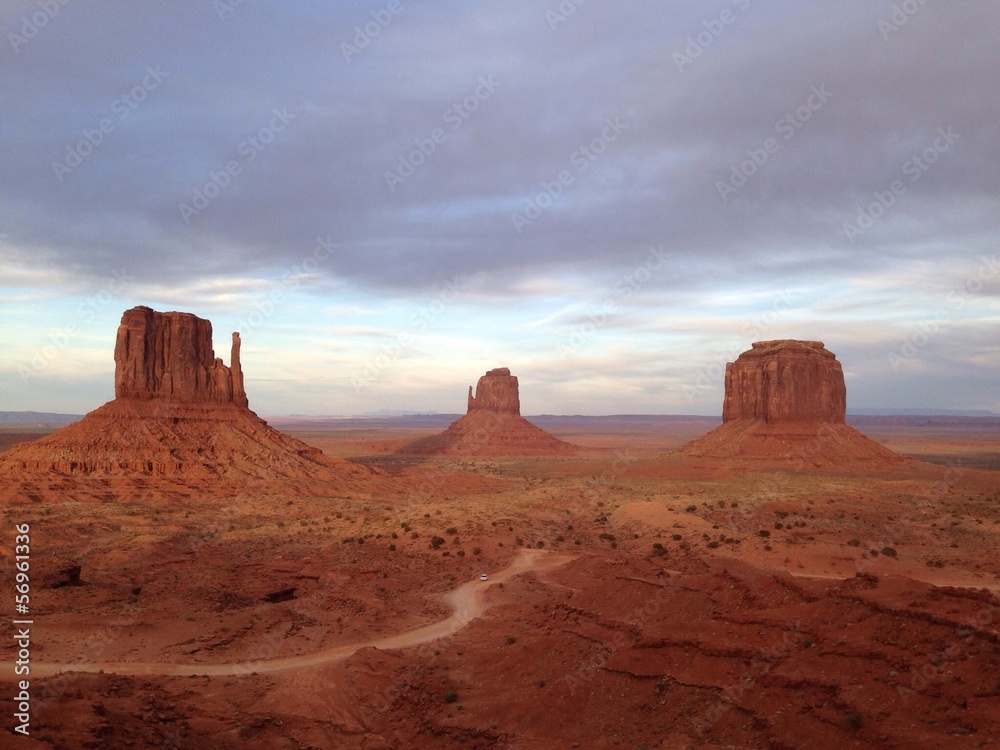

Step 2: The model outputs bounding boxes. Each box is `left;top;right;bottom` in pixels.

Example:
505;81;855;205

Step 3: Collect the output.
2;1;997;413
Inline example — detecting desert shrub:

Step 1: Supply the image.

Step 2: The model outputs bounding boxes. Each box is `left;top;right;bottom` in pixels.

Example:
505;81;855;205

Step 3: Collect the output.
758;530;770;537
685;505;698;512
446;526;458;535
505;635;516;645
443;691;458;704
843;712;862;730
472;547;481;555
430;535;445;549
881;546;897;558
388;544;396;552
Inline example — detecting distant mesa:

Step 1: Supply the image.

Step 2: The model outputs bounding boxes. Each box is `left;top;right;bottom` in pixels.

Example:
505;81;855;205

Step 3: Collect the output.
0;306;375;494
467;367;520;415
681;340;908;469
398;367;576;456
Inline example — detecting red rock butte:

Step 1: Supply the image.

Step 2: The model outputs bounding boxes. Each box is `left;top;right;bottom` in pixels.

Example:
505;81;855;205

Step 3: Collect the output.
0;306;376;497
722;340;845;423
115;305;248;407
399;367;575;456
681;340;908;469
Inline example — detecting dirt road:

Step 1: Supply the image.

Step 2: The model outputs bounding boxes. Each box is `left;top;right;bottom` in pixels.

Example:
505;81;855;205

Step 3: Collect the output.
16;548;576;678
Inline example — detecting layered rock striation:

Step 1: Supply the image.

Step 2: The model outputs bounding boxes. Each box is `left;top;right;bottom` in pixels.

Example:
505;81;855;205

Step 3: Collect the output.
400;367;575;456
681;340;907;470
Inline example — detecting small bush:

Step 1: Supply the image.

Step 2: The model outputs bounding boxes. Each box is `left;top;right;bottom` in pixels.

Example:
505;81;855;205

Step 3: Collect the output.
430;536;445;549
758;530;770;538
843;712;862;730
443;691;458;704
881;546;897;558
505;635;516;645
445;526;458;535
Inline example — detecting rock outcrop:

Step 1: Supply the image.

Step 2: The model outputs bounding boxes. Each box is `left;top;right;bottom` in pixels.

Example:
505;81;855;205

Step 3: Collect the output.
399;367;575;456
681;340;908;470
722;340;845;423
115;306;248;406
0;306;378;497
467;368;521;415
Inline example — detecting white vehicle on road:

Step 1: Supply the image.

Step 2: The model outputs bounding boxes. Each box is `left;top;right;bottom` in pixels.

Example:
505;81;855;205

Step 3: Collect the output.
480;573;488;581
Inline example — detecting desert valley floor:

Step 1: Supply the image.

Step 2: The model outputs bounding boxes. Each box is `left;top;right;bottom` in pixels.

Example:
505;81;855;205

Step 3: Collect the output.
1;414;998;749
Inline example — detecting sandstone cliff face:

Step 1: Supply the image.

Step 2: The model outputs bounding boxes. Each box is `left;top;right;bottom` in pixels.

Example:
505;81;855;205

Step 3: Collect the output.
722;340;845;424
114;306;248;407
467;367;520;415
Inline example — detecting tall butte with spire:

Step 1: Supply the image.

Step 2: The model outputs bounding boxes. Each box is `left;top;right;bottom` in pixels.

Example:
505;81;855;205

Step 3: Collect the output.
114;306;249;406
0;306;376;496
399;367;576;456
681;340;907;469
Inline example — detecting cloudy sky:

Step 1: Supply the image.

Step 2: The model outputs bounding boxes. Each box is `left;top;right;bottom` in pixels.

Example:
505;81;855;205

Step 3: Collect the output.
2;1;997;416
